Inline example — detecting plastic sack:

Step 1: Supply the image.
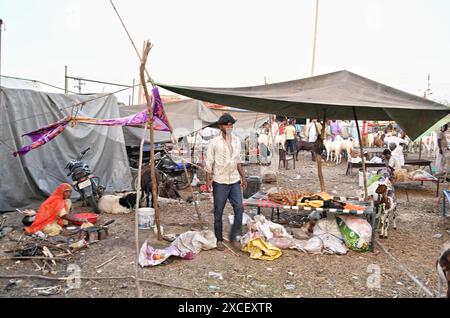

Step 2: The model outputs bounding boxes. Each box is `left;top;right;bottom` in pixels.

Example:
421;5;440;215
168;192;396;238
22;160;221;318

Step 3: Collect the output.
249;215;292;241
228;213;252;226
139;241;194;267
291;236;323;254
242;237;282;261
268;236;294;249
171;230;217;254
319;233;348;255
336;215;372;252
313;216;343;240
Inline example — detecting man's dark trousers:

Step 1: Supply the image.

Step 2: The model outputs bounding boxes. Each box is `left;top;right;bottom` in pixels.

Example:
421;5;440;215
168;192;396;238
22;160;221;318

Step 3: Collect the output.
212;181;244;241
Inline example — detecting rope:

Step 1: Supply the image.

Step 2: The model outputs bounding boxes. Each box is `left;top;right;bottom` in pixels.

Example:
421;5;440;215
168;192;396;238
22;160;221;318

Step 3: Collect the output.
109;0;154;85
375;238;435;297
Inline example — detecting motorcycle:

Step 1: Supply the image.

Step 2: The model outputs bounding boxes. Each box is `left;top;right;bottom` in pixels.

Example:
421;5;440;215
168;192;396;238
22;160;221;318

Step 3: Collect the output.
65;147;104;213
133;149;196;191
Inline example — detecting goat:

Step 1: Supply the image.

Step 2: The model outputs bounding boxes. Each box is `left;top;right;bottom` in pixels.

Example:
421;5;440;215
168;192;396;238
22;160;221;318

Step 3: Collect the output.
373;133;385;148
158;178;181;200
294;135;325;161
98;192;137;214
437;241;450;298
324;136;346;164
367;133;375;148
374;182;397;239
384;135;409;148
140;165;183;207
140;165;161;208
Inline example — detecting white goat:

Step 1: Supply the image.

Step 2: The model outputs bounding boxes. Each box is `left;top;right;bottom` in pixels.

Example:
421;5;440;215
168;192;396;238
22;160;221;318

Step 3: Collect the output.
325;136;345;164
98;193;137;214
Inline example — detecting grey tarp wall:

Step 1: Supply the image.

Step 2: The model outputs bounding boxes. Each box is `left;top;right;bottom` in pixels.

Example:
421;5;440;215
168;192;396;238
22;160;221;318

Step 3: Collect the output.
0;88;132;211
119;99;219;146
158;70;450;140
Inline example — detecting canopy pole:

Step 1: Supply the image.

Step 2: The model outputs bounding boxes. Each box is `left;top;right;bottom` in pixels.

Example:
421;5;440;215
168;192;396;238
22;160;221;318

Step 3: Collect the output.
181;131;205;229
268;115;280;191
419;138;423;160
352;107;368;200
316;111;326;192
140;41;162;241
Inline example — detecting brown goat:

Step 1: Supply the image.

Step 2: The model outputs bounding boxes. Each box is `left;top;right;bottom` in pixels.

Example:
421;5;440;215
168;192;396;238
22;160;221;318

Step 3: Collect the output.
295;135;326;161
140;165;161;208
437;242;450;298
373;134;385;148
140;165;182;207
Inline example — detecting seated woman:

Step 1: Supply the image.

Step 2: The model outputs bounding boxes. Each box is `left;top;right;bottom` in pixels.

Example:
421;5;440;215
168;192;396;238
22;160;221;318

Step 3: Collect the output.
25;183;87;236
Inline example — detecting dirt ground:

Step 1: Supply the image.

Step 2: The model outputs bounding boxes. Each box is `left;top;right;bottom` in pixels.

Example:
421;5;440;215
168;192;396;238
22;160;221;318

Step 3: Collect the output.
1;151;449;298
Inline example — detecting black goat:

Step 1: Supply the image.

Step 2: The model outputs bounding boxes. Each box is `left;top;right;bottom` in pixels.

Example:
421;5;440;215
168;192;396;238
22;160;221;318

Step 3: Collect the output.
294;135;325;161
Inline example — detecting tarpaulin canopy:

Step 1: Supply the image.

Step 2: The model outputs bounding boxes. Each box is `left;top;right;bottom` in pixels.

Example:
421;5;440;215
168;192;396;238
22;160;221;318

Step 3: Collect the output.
158;70;450;140
120;98;219;146
0;87;133;211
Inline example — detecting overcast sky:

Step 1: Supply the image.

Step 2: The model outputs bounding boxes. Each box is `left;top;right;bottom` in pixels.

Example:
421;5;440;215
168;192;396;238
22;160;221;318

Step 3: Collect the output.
1;0;449;104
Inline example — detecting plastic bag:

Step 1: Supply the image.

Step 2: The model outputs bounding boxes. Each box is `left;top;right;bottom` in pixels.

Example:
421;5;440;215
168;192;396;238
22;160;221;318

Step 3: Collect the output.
336;215;372;252
139;241;193;267
291;236;323;254
268;236;294;249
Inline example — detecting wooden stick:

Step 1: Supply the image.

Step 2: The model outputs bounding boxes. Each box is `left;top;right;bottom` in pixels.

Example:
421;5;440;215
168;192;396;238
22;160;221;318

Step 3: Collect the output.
223;239;240;257
140;41;161;241
0;256;67;261
315;112;327;192
375;239;435;297
180;157;205;228
95;254;119;270
0;274;248;297
352;108;368;200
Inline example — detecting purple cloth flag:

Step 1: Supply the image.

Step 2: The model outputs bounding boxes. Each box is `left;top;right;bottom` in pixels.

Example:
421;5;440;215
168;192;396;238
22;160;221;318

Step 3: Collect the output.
152;87;171;132
13;118;70;157
13;86;173;156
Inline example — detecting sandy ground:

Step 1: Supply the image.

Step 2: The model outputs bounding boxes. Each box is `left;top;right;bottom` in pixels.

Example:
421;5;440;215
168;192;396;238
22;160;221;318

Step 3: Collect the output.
0;151;449;298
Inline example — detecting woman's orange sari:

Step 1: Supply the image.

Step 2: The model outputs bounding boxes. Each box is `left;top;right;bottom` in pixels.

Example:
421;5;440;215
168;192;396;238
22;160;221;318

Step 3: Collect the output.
25;183;72;234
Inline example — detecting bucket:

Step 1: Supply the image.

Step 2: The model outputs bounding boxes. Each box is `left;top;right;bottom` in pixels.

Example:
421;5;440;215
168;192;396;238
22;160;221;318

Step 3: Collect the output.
138;208;155;229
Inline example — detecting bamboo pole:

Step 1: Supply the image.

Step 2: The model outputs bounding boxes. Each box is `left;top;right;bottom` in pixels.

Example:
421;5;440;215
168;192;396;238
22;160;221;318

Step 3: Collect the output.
268;115;280;191
132;120;148;299
139;41;161;240
315;112;327;192
419;138;423;160
353;107;368;200
311;0;320;76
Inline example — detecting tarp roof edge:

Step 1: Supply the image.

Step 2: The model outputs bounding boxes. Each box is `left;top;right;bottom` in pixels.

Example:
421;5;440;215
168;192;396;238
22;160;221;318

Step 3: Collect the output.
156;70;450;140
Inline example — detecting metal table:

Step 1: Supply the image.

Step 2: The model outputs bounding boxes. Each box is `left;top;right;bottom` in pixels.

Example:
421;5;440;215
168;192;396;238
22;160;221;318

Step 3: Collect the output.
243;191;377;252
346;159;433;176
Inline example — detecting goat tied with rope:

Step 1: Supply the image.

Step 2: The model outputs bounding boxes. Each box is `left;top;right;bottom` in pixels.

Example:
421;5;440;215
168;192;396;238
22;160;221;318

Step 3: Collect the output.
373;180;398;239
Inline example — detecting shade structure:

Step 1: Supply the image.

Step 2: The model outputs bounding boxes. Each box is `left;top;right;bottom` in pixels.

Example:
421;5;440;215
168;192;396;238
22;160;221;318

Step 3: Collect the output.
158;70;450;140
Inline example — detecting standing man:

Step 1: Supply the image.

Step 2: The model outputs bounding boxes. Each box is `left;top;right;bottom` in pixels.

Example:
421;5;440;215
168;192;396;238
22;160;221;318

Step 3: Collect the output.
206;113;247;251
436;124;449;177
382;149;401;180
361;120;369;147
284;119;296;155
307;119;321;161
329;120;341;141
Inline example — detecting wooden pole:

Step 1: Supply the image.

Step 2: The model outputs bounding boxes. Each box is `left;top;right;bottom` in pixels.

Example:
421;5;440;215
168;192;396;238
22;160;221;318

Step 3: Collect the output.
268;115;280;191
315;112;326;192
353;107;368;200
419;138;423;160
311;0;320;76
139;41;161;241
132;120;148;299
